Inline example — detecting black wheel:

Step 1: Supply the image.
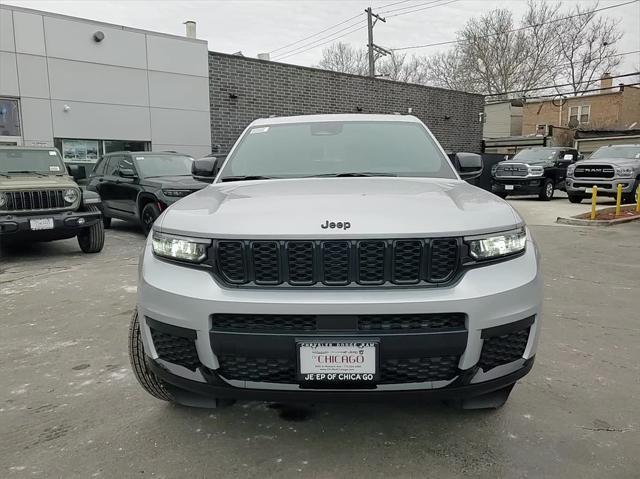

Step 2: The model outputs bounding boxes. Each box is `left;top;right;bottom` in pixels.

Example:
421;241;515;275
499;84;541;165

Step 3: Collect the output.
77;205;105;253
538;179;554;201
494;192;508;199
568;194;584;204
623;180;639;204
141;202;161;235
128;310;173;402
103;216;112;228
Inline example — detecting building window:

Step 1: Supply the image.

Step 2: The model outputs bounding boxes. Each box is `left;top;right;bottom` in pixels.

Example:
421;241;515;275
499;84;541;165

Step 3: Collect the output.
536;124;548;136
54;139;150;163
569;105;590;125
0;98;21;137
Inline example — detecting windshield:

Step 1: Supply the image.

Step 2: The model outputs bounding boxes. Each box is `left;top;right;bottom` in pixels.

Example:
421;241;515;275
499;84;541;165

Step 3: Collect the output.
133;154;193;177
0;149;65;174
218;121;457;180
589;146;640;160
512;148;558;164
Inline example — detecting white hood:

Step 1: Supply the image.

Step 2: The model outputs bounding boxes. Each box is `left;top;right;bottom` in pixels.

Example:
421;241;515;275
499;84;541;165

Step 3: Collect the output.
158;177;521;238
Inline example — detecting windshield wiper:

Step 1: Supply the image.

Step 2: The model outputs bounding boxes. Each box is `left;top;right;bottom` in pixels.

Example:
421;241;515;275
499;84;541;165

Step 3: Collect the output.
219;175;276;182
5;170;48;177
305;172;398;178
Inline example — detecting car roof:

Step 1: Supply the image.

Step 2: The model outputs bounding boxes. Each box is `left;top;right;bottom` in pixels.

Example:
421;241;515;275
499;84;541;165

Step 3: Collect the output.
250;113;422;127
103;151;191;157
0;146;59;150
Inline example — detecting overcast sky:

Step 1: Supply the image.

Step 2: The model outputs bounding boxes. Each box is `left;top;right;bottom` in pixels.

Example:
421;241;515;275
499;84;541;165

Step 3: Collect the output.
6;0;640;75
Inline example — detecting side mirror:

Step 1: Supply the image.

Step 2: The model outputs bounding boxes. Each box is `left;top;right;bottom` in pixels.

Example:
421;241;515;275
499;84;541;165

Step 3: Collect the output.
67;164;86;181
119;168;137;178
455;152;483;180
192;156;224;183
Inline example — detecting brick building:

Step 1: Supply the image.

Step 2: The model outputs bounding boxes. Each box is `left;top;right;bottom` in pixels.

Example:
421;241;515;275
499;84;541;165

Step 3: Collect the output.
208;52;485;154
522;77;640;136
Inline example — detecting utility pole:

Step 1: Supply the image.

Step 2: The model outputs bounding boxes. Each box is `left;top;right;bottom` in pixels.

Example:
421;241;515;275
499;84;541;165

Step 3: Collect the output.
365;7;390;78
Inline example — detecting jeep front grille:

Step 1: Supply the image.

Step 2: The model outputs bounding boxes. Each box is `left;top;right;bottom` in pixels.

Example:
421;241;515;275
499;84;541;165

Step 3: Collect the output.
573;164;615;179
1;189;70;212
212;238;461;287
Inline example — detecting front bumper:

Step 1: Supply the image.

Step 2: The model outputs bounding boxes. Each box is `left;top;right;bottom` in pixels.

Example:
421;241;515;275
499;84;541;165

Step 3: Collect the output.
137;232;543;400
491;178;544;195
566;178;635;196
0;209;101;239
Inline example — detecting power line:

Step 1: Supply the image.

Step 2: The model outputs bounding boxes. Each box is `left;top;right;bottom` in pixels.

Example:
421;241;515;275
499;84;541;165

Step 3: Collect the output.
521;81;640;101
274;24;368;61
268;12;363;54
485;71;640;97
380;0;454;16
386;0;461;18
391;0;639;51
272;19;366;60
376;0;414;10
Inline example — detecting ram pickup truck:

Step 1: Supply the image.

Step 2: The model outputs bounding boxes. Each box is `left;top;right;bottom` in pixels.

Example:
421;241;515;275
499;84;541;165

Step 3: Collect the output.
491;147;579;201
0;146;104;253
566;144;640;204
129;114;542;410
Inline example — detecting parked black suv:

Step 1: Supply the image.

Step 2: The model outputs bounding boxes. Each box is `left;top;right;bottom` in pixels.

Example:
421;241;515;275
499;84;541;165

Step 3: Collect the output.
86;151;205;234
491;147;579;200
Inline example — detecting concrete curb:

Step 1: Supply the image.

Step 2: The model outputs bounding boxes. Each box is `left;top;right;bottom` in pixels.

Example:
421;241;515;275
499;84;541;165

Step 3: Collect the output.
556;205;640;226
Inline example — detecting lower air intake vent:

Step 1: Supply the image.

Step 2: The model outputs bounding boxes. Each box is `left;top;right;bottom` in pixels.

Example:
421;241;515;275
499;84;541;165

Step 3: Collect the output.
149;325;200;371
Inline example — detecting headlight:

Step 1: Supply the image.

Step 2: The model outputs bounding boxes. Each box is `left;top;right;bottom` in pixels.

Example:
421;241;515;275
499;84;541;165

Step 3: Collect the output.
614;167;633;178
491;164;498;176
567;164;576;177
152;232;209;263
162;189;193;198
467;228;527;260
0;192;7;209
63;188;79;204
527;166;544;177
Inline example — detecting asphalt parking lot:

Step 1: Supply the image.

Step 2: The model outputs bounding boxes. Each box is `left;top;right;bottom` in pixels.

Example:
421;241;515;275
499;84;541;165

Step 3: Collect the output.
1;196;639;479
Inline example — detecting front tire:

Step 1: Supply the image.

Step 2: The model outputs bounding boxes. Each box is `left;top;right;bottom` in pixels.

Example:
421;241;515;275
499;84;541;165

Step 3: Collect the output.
568;194;584;204
494;192;508;199
128;310;173;402
538;179;554;201
141;202;161;236
77;205;105;253
623;180;639;204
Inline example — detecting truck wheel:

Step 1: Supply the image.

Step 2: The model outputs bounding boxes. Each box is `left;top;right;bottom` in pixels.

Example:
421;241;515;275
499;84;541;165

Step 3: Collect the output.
103;216;112;229
141;203;160;235
77;205;105;253
623;180;639;204
494;192;508;199
568;194;584;204
128;310;174;402
538;179;554;201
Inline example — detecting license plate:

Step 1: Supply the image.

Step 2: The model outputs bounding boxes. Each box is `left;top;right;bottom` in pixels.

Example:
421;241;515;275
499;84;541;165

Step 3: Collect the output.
584;187;594;193
298;340;378;382
505;185;514;190
29;218;54;230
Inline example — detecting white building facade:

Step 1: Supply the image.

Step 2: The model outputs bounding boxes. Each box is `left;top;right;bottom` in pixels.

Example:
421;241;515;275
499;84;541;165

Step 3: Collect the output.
0;4;211;167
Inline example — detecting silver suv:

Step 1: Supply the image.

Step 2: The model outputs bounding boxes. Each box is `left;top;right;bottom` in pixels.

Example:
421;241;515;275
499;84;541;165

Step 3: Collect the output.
566;145;640;204
129;114;542;410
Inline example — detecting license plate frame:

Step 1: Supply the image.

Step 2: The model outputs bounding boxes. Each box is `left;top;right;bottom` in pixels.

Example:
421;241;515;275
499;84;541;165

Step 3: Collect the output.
296;339;379;384
29;218;54;230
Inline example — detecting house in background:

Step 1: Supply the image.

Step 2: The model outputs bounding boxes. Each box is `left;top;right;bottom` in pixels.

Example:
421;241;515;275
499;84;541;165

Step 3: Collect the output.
522;74;640;154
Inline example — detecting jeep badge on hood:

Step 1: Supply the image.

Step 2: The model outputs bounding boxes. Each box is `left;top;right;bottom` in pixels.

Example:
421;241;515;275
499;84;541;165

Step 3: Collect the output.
321;220;351;230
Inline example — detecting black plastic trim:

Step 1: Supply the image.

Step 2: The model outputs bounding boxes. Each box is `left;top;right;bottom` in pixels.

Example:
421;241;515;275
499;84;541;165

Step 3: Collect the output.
481;315;535;339
148;356;535;402
146;317;197;339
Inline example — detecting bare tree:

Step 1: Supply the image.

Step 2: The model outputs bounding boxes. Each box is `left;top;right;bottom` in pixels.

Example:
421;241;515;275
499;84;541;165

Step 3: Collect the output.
422;49;479;92
555;2;623;95
315;42;368;75
377;52;430;84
